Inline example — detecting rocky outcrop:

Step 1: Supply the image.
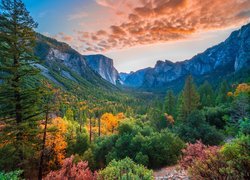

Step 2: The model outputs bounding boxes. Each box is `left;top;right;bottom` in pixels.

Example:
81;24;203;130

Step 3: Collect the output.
35;34;115;88
122;23;250;89
84;55;119;85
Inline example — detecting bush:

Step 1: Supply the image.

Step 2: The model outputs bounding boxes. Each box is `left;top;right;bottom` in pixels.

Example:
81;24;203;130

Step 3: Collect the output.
44;155;97;180
175;111;224;145
0;170;23;180
239;118;250;135
180;136;250;179
94;120;185;168
221;135;250;179
98;157;153;180
179;141;219;169
203;106;229;129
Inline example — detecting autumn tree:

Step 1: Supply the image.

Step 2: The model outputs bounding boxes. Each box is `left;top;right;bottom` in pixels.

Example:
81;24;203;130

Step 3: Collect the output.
100;113;125;135
38;82;61;180
76;101;87;133
0;0;41;171
42;117;68;173
178;76;200;121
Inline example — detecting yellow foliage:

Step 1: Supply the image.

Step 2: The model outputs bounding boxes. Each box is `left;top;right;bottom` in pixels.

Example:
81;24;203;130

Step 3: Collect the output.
164;113;175;124
99;112;126;135
116;112;126;120
101;113;118;134
227;92;233;97
43;117;68;169
234;83;250;97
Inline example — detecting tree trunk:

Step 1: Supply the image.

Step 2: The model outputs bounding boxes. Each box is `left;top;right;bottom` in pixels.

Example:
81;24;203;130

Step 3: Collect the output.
80;123;82;133
98;118;101;137
38;110;49;180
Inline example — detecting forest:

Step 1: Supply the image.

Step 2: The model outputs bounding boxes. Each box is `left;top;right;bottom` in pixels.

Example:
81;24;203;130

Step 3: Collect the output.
0;0;249;179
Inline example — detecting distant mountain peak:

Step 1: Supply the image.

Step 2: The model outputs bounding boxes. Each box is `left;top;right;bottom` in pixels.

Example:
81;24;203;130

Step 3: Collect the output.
121;23;250;90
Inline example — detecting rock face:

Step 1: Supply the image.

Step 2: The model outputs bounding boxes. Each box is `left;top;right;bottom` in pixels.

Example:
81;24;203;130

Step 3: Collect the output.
35;34;114;87
122;68;152;88
84;55;119;85
122;23;250;89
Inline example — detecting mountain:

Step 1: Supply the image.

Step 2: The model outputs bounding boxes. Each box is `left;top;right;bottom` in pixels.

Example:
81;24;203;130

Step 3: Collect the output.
121;68;152;88
121;23;250;91
84;55;119;85
34;34;122;101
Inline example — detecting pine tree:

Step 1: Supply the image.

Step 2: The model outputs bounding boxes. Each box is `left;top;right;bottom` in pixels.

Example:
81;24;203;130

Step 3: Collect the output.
164;90;176;118
0;0;41;171
216;80;229;104
199;81;214;107
178;75;200;121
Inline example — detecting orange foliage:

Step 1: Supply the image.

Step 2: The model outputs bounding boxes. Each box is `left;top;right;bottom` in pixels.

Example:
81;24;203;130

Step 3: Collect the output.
101;113;118;134
101;112;126;135
164;113;175;125
85;113;126;137
42;117;68;169
227;92;233;97
234;83;250;97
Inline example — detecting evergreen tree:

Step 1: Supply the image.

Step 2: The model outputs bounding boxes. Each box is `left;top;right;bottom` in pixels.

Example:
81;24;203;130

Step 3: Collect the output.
0;0;41;171
199;81;214;107
216;80;229;104
178;75;200;121
164;90;176;118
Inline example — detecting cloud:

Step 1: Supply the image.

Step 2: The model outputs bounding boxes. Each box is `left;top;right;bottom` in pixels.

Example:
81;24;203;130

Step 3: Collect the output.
95;0;117;9
68;12;88;20
55;32;74;43
75;0;250;53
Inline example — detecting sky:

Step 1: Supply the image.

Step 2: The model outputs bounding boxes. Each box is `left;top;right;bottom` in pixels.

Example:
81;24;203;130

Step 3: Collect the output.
23;0;250;72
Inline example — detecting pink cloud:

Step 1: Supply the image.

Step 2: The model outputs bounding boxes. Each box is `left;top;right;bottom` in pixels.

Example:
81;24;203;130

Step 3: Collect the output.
68;0;250;53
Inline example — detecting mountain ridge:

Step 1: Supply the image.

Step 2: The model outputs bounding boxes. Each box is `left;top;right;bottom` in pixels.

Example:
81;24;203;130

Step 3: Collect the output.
121;23;250;90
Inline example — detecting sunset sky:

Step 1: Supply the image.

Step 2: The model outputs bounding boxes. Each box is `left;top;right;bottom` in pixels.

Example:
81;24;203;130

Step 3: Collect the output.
23;0;250;72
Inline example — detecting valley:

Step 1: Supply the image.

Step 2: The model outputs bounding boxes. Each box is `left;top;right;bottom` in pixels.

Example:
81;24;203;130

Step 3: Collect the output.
0;0;249;179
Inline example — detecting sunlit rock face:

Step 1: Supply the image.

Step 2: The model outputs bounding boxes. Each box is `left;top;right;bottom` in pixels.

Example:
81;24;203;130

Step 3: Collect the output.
84;55;119;85
122;23;250;89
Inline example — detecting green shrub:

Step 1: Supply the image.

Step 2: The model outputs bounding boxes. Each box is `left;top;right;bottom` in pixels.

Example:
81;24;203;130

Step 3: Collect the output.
239;118;250;135
175;111;224;145
0;170;23;180
94;120;185;168
98;157;153;180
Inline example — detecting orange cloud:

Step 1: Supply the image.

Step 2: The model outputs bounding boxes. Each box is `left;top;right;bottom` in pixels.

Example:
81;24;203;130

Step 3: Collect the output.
77;0;250;53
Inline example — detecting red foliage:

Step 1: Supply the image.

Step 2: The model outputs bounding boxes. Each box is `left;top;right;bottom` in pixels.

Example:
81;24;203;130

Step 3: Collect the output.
44;155;97;180
179;140;219;169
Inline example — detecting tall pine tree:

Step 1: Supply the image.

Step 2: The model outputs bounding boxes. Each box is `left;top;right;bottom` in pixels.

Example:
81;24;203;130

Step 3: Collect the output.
178;75;200;121
0;0;41;172
199;81;214;107
164;90;176;118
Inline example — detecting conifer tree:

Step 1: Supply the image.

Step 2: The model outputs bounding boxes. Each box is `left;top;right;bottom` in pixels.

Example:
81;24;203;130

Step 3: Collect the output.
164;90;176;118
0;0;41;171
178;75;200;121
216;80;229;104
199;81;214;107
